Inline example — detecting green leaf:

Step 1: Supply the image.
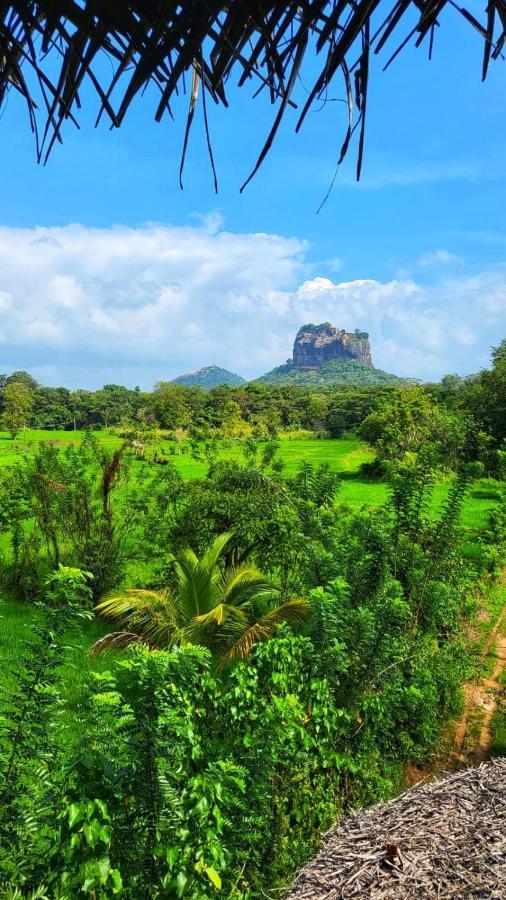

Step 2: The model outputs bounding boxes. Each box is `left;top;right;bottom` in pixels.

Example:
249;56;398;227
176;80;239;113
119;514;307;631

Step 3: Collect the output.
83;823;96;848
176;870;188;896
95;798;110;820
68;802;83;828
111;869;123;893
205;866;222;890
98;856;111;880
166;846;178;869
99;824;112;845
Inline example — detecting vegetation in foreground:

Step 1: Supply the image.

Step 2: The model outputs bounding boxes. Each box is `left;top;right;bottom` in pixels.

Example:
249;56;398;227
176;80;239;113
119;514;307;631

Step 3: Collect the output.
0;342;503;897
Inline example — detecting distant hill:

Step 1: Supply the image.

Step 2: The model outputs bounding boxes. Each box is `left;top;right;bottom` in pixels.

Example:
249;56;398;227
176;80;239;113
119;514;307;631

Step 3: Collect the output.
255;359;409;387
172;365;245;389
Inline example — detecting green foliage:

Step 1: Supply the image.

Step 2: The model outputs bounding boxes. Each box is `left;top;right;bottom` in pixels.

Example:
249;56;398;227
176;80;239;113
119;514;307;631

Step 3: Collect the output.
152;382;193;429
326;388;382;436
93;532;310;668
466;339;506;444
257;359;406;387
44;565;94;609
220;400;252;439
0;339;503;450
0;435;164;599
0;464;486;895
298;322;332;333
56;798;122;895
360;387;468;468
166;452;343;593
1;381;34;439
0;356;504;897
0;570;95;890
172;365;245;389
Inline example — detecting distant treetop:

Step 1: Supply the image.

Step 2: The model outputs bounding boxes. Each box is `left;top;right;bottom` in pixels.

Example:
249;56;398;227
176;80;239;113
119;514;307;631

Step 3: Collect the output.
299;323;333;333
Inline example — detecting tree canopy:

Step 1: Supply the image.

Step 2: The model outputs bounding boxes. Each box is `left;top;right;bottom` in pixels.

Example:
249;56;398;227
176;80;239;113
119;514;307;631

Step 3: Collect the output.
1;2;504;185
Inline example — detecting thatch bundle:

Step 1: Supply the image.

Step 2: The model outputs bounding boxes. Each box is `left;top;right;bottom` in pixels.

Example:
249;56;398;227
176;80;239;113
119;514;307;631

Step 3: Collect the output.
0;2;505;185
286;758;506;898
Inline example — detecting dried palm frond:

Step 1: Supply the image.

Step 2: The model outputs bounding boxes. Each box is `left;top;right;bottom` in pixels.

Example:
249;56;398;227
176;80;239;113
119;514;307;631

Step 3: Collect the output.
89;630;150;656
0;2;504;184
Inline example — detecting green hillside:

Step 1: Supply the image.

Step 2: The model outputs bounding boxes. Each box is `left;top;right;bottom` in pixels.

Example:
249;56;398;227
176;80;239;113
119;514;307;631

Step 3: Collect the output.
172;364;245;389
255;358;411;387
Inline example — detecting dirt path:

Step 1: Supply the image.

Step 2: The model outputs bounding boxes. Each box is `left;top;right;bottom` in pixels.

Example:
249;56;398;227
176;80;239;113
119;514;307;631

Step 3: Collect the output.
453;597;506;765
473;629;506;761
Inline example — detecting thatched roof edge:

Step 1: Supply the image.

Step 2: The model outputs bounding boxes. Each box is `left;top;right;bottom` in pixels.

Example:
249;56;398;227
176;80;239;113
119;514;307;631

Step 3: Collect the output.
0;2;505;184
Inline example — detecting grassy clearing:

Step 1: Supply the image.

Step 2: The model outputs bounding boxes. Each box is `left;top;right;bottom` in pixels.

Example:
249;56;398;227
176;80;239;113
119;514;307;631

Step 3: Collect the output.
58;619;112;706
0;430;500;529
0;599;44;692
0;428;122;466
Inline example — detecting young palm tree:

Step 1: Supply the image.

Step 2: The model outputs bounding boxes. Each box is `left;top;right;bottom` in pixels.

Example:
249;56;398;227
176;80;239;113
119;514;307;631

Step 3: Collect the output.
91;533;310;669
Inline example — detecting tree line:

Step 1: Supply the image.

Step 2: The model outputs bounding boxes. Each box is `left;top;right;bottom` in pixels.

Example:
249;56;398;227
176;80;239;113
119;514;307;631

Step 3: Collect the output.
1;340;504;478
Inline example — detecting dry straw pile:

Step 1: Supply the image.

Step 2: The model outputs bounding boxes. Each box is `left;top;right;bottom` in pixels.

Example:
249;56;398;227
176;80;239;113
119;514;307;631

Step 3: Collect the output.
286;758;506;898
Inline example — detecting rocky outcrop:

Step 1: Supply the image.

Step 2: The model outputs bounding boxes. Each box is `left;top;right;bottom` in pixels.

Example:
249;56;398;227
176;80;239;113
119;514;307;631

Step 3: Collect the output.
293;323;373;370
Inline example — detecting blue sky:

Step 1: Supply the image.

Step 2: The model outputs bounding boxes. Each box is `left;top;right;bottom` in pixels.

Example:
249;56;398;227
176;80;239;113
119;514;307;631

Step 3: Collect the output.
0;10;504;388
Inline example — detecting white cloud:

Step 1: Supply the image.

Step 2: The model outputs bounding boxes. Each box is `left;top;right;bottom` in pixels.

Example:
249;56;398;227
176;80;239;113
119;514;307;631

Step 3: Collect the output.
338;161;482;191
0;222;503;387
418;249;462;267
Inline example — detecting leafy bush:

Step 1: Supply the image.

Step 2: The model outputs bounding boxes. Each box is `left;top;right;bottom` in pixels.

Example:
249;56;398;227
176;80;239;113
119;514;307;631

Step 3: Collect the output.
44;565;94;609
0;436;176;599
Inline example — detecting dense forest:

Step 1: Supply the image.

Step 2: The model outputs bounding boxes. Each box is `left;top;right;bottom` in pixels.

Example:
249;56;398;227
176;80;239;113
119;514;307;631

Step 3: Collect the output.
0;342;504;897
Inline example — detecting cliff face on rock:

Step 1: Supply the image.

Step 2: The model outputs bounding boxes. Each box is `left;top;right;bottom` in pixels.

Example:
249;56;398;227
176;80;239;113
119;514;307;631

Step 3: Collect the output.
293;323;373;370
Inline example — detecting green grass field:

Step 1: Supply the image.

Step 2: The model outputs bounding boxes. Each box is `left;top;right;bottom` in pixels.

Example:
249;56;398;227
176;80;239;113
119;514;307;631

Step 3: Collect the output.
0;429;500;531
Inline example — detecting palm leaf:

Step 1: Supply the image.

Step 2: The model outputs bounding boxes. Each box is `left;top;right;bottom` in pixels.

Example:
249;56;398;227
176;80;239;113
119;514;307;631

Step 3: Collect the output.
220;564;279;610
200;531;232;572
217;597;311;670
94;534;310;669
172;551;216;621
176;603;249;650
89;631;150;656
171;533;231;620
2;4;503;185
94;588;176;646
